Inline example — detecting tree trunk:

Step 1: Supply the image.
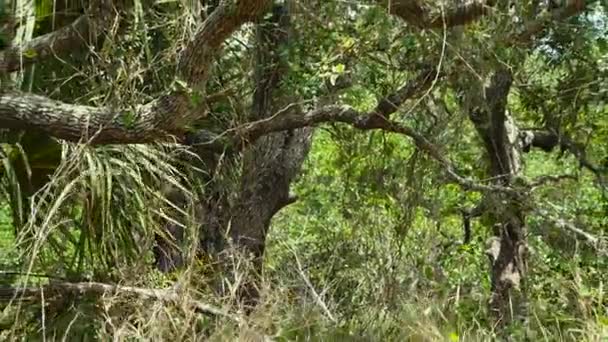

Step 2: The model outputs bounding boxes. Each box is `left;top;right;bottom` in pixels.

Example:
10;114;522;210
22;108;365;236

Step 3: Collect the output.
153;1;312;309
225;2;311;306
468;69;528;326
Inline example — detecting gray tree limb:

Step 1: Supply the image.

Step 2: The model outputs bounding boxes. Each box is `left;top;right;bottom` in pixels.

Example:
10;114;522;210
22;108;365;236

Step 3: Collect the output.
0;0;271;144
0;0;117;74
229;103;519;197
384;0;496;29
0;90;192;144
0;0;589;147
0;281;241;322
522;129;606;177
384;0;587;37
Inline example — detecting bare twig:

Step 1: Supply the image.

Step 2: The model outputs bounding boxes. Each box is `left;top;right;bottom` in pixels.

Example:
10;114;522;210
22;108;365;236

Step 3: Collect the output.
0;281;242;323
528;174;578;189
292;251;337;323
535;209;607;256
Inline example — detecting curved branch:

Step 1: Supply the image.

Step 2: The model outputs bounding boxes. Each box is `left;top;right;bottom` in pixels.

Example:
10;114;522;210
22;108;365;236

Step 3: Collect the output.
0;0;271;144
384;0;587;36
385;0;496;29
231;104;519;197
0;0;117;74
178;0;271;87
514;0;587;43
523;129;606;176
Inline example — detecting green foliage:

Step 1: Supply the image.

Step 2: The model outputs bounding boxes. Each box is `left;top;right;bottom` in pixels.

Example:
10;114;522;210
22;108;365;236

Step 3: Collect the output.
1;0;607;340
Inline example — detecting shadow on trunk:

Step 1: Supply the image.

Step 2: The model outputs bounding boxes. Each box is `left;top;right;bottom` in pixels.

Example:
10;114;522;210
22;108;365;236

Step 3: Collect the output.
153;1;312;310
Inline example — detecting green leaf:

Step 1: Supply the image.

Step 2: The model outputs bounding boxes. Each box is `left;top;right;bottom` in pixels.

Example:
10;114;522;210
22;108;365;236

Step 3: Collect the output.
120;110;137;128
189;91;204;109
35;0;53;21
23;49;37;58
340;37;355;50
332;63;345;74
597;38;607;53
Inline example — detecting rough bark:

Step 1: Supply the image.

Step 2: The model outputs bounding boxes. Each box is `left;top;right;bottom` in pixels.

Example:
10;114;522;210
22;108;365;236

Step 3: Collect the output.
0;0;116;74
0;0;271;143
225;2;312;306
178;0;271;87
0;90;191;143
384;0;496;29
468;69;529;326
153;4;313;309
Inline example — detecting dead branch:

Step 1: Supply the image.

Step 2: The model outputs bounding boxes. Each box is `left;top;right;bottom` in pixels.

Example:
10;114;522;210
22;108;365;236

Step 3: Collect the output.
535;209;608;256
0;281;242;323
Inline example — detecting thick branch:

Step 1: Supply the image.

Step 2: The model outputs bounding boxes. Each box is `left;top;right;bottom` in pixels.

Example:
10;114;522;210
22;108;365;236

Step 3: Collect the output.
232;104;519;196
385;0;587;37
0;0;116;74
514;0;587;43
386;0;495;29
0;90;193;144
523;129;605;176
0;0;271;144
178;0;271;87
239;66;439;140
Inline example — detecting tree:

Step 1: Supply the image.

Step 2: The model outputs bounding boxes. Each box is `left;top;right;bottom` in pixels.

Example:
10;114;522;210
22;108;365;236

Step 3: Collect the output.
0;0;606;335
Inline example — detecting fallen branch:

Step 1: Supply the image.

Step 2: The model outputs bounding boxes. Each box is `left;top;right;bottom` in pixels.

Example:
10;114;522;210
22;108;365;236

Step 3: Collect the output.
292;251;337;323
0;281;242;323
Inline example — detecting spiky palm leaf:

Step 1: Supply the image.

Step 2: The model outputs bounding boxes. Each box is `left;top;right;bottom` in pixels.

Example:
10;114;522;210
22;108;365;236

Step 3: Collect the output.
1;142;195;281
